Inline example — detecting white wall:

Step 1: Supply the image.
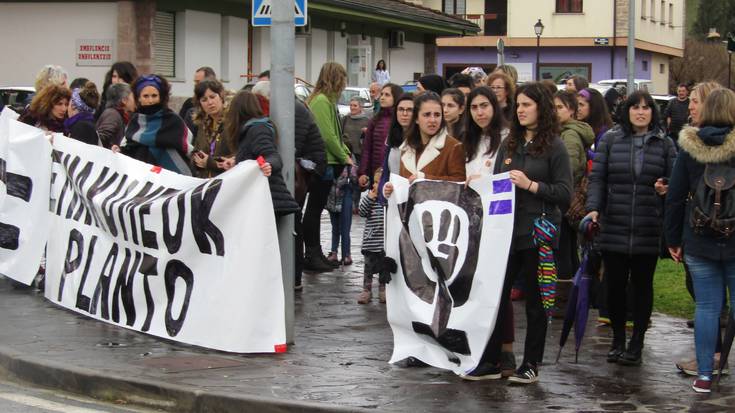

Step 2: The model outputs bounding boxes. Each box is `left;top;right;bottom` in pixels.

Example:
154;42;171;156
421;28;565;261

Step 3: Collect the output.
309;29;329;83
0;2;117;87
333;31;348;69
295;36;308;82
221;16;248;90
388;40;425;84
508;0;615;38
252;27;272;78
170;10;222;97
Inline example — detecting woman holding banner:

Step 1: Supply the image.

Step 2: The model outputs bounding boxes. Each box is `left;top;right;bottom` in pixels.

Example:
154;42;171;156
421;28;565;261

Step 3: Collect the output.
190;79;233;178
468;82;571;384
382;91;466;196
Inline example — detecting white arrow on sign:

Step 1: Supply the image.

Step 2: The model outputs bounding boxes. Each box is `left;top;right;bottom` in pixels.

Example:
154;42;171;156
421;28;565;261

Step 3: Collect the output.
252;0;307;27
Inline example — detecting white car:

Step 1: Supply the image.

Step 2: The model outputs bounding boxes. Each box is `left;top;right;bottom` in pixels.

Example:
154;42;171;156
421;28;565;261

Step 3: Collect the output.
337;87;373;118
0;86;35;113
597;79;653;93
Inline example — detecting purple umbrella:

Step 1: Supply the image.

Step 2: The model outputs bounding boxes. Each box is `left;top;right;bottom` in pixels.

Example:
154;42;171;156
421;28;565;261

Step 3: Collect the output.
556;217;599;363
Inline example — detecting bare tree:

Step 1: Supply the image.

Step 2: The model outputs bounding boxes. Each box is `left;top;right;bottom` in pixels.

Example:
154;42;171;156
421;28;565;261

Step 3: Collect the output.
669;39;731;91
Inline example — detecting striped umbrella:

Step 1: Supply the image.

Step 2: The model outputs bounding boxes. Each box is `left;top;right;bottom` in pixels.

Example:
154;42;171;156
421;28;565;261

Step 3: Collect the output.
533;216;558;319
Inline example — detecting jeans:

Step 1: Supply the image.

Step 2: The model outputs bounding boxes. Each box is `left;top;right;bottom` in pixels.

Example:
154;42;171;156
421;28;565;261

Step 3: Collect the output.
329;184;353;259
602;252;658;347
684;253;735;377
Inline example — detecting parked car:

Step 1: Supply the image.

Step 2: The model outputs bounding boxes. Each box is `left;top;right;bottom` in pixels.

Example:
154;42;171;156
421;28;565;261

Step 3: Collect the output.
596;79;653;93
401;81;419;94
294;83;313;103
0;86;35;113
337;87;372;117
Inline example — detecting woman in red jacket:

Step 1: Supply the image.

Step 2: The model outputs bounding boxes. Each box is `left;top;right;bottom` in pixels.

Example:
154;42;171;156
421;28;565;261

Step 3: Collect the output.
358;83;404;189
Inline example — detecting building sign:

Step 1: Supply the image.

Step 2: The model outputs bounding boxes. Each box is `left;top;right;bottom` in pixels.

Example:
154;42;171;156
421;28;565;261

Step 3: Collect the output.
252;0;307;27
76;39;115;67
594;37;610;46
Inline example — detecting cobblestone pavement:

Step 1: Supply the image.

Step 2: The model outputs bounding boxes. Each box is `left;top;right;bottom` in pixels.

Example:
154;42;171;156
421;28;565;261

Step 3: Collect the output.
0;213;731;412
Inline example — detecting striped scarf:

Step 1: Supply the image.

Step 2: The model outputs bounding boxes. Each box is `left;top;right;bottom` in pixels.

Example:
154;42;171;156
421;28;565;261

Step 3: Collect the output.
533;216;558;319
124;107;194;175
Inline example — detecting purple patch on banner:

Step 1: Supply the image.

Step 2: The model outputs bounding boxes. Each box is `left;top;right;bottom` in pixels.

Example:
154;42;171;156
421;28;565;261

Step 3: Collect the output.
489;199;512;215
492;178;512;194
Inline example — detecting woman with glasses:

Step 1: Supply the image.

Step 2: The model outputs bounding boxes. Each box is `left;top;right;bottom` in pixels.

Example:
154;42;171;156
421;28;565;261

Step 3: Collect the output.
485;72;515;123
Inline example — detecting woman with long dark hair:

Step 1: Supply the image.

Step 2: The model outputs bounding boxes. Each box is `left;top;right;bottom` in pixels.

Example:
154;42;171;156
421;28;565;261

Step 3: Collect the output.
441;88;466;141
577;87;613;151
95;61;138;120
585;90;676;366
463;86;508;178
372;59;390;86
224;90;298;216
467;82;572;383
358;83;403;189
377;93;414;203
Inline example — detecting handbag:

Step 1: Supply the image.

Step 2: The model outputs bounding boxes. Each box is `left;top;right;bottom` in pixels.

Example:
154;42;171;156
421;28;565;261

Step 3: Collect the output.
565;173;589;227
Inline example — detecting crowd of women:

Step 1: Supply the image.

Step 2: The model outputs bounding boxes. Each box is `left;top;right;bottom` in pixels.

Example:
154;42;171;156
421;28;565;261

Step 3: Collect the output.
12;61;733;394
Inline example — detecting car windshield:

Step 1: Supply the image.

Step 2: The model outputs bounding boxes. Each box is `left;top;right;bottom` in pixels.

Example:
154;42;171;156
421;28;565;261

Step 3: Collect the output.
339;89;367;106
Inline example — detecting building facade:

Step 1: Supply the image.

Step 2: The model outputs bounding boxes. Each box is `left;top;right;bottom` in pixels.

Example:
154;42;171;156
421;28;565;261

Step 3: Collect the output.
0;0;478;98
424;0;685;94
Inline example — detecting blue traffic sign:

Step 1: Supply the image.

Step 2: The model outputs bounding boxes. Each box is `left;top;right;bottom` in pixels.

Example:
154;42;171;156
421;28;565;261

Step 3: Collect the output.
252;0;307;27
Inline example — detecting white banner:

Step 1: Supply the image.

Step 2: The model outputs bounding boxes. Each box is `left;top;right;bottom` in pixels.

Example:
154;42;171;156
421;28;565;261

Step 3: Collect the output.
385;173;515;374
0;112;52;285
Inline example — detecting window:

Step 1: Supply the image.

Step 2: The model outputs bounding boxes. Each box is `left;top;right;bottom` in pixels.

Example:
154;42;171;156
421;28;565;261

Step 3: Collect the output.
669;3;674;25
660;63;665;74
660;1;665;24
153;11;175;77
443;0;466;15
556;0;583;13
641;0;647;19
650;0;655;20
642;60;648;72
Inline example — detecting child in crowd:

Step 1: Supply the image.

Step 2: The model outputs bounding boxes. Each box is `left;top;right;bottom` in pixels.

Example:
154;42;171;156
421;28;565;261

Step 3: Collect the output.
357;168;388;304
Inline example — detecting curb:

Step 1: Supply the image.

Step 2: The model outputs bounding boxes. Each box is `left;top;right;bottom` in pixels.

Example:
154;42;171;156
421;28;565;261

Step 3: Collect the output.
0;344;368;413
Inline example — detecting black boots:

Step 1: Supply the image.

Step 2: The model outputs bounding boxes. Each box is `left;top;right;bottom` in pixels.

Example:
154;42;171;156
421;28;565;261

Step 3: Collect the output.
303;247;335;273
618;339;643;366
607;341;625;363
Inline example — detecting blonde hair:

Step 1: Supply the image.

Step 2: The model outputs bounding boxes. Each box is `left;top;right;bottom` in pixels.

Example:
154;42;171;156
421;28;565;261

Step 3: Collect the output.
691;81;722;104
308;62;347;103
34;65;68;91
493;64;518;84
700;88;735;127
485;72;516;101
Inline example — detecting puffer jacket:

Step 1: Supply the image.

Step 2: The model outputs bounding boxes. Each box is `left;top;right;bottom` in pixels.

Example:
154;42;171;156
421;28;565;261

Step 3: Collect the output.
560;119;595;186
665;126;735;261
295;99;327;176
586;125;677;255
358;107;393;181
236;118;299;216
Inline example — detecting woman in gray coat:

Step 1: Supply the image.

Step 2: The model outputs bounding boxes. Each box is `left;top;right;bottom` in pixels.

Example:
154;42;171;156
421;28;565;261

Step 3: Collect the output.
95;83;136;148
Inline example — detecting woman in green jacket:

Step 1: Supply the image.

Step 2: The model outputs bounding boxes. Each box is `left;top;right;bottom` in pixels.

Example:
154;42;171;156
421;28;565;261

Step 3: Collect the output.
306;62;354;267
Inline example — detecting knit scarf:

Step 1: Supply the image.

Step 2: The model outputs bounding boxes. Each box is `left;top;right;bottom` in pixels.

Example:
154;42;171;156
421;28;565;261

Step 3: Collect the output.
124;106;194;175
63;111;95;135
533;216;558;319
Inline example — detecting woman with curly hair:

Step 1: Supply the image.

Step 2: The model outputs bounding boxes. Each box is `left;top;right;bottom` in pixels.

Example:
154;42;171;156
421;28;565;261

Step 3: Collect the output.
120;74;193;175
190;78;233;178
19;83;71;133
466;82;572;383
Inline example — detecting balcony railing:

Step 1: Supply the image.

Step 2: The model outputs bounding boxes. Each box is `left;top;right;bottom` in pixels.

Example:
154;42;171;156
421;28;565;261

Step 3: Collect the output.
452;13;507;36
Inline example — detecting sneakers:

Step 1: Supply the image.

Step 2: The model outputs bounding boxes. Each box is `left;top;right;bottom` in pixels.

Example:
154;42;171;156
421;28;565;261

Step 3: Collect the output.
676;354;729;376
597;316;611;327
500;351;517;377
378;285;386;303
460;363;502;381
692;376;712;393
508;363;539;384
357;289;372;304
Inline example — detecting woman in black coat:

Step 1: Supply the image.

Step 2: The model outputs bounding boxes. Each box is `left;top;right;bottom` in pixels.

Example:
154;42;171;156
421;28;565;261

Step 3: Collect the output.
585;91;676;366
224;90;299;216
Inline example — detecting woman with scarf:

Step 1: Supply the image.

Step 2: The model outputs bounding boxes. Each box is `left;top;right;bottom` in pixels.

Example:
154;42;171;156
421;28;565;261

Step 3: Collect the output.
190;78;233;178
19;83;71;133
585;90;676;366
96;83;136;149
65;81;100;145
467;82;571;383
121;75;194;175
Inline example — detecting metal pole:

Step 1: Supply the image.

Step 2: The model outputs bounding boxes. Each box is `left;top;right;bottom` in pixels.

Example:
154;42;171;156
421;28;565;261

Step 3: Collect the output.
626;0;635;94
271;0;295;344
536;35;540;81
729;52;732;90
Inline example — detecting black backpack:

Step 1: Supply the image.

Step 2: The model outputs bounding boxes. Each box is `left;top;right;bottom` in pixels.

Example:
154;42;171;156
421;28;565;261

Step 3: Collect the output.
690;159;735;238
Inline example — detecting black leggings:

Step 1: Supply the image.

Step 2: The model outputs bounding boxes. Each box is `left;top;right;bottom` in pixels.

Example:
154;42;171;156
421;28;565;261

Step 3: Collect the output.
602;252;658;345
302;175;332;248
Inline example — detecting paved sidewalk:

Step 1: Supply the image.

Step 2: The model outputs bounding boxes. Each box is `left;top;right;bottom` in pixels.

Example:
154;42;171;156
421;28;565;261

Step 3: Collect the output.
0;215;732;412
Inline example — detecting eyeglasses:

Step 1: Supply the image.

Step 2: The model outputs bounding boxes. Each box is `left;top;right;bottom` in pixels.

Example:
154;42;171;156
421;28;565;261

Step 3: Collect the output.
397;107;414;113
490;86;505;91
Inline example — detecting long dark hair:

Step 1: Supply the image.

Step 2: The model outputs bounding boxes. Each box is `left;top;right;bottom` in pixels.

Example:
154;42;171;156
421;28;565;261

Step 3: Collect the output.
507;82;559;158
578;88;612;136
619;90;662;135
224;90;265;153
404;92;445;152
375;59;387;71
95;61;138;119
388;93;414;148
441;88;466;139
193;79;226;119
375;83;403;120
463;86;506;162
554;90;578;119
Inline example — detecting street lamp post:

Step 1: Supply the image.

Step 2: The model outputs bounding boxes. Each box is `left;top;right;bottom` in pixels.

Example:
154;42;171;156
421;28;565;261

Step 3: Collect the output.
534;19;544;81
